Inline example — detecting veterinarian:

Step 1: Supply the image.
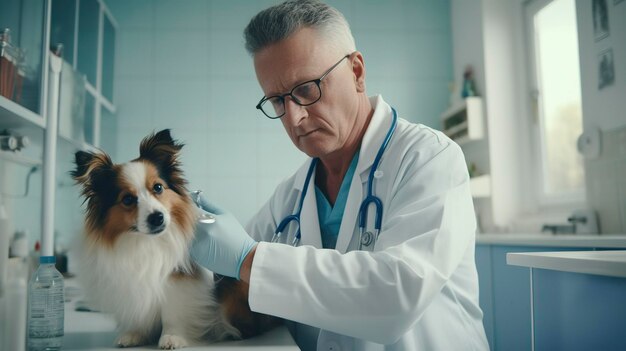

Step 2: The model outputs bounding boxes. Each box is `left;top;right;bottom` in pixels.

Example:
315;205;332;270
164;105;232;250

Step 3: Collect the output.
191;1;489;350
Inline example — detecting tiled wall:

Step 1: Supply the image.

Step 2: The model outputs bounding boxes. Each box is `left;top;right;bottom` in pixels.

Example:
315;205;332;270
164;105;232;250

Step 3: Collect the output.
586;126;626;233
105;0;453;224
576;0;626;233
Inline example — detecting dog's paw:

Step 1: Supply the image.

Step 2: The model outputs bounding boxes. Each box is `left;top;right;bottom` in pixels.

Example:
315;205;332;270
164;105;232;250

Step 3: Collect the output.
158;334;189;349
116;331;145;347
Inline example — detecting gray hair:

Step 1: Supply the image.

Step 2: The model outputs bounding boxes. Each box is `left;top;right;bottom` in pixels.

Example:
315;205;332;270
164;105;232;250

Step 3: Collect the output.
244;0;356;56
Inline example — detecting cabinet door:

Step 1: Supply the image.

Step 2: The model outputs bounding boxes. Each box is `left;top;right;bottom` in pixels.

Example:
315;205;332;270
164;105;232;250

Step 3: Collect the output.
99;105;116;156
0;0;46;116
492;246;551;351
77;0;99;87
533;268;626;351
493;246;590;351
101;13;115;102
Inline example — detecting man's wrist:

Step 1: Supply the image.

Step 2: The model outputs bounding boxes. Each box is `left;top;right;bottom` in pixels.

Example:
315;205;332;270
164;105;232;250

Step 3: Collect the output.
239;244;257;283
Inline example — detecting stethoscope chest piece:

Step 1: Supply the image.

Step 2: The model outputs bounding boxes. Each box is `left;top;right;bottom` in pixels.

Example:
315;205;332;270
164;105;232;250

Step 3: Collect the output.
361;231;375;247
198;212;216;224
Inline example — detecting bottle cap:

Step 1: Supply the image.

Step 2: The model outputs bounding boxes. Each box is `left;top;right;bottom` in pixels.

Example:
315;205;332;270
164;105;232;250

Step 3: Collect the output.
40;256;56;264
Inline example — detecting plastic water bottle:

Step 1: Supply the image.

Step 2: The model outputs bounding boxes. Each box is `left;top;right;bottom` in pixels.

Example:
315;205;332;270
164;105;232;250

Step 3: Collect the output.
27;256;64;351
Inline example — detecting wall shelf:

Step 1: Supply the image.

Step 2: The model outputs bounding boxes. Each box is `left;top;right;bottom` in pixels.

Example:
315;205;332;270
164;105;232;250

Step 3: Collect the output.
0;95;45;130
441;96;484;145
0;150;42;166
470;174;491;198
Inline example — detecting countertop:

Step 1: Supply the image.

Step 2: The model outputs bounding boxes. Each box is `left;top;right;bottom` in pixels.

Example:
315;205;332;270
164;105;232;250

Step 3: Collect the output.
62;281;299;350
506;250;626;278
476;233;626;248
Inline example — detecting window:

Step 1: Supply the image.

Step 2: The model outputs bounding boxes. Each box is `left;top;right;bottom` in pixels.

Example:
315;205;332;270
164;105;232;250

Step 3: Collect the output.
525;0;585;205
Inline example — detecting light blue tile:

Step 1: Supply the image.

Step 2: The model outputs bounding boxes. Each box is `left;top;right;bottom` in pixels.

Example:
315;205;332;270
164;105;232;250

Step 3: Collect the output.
256;130;305;177
115;128;148;161
153;29;209;78
352;0;450;31
209;0;276;30
115;79;155;129
153;79;210;130
171;130;210;176
209;29;256;78
105;0;154;29
154;0;209;29
358;31;452;80
209;79;262;132
115;29;154;78
367;79;449;128
208;131;257;177
203;175;258;225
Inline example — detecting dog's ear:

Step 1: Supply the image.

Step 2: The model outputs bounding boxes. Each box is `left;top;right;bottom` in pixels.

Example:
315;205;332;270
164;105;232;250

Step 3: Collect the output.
139;129;184;163
71;150;116;213
71;150;113;185
139;129;187;195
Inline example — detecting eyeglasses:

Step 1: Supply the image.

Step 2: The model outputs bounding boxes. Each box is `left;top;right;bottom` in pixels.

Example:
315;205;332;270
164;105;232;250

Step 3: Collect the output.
256;54;351;119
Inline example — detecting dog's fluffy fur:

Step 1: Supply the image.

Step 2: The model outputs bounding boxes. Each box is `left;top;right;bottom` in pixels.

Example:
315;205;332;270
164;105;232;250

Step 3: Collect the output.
72;129;278;349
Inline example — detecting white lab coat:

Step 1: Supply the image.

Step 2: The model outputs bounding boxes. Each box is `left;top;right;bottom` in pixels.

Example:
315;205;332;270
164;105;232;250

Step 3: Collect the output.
245;95;489;351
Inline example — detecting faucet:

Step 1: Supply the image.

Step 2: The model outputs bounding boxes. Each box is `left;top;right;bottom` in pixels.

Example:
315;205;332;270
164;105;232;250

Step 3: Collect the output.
541;214;589;234
541;224;575;234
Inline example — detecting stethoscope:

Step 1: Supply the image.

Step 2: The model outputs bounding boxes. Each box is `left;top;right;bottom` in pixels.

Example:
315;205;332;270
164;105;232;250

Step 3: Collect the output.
271;107;398;250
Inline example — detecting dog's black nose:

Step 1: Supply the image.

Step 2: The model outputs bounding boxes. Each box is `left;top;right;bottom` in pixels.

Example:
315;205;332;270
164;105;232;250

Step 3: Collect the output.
147;211;164;228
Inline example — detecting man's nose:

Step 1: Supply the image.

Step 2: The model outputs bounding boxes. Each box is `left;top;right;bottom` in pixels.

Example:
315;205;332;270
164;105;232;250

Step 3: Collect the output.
283;97;307;125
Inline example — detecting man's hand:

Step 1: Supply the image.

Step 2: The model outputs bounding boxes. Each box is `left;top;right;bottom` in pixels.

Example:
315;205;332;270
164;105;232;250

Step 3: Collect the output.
189;196;257;280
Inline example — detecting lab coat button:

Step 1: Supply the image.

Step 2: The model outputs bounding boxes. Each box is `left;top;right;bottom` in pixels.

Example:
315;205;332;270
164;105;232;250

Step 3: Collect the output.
323;341;341;351
374;170;383;178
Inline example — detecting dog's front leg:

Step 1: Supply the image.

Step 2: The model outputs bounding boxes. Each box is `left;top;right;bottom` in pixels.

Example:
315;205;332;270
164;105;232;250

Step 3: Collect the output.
116;330;149;348
159;280;194;349
159;304;190;349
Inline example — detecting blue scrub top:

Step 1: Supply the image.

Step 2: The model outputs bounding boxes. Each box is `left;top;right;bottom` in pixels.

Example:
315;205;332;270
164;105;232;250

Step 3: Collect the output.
315;151;360;249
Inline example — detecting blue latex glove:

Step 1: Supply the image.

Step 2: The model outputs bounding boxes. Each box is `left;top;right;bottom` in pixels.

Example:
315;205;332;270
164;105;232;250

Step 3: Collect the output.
189;195;257;280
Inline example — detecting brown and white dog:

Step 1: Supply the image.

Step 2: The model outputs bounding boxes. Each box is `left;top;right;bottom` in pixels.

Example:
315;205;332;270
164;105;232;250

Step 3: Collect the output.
71;129;278;349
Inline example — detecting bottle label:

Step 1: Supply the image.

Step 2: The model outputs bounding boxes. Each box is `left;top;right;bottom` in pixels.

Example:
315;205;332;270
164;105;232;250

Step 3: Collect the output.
28;284;65;339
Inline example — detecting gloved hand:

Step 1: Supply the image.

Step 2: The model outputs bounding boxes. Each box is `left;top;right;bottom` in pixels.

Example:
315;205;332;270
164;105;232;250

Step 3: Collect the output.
189;195;257;280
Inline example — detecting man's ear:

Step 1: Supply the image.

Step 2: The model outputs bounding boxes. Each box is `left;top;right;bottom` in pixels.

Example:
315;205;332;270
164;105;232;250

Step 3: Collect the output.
351;51;366;93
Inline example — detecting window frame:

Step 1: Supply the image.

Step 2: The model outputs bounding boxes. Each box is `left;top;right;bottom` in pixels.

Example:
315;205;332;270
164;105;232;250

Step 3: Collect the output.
523;0;587;210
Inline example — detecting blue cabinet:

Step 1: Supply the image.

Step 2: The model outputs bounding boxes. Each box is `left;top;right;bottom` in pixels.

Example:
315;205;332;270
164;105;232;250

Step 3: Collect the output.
533;269;626;350
475;244;589;351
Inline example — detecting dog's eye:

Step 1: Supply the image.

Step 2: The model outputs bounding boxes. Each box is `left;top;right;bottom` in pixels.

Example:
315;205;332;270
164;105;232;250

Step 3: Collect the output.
121;194;137;206
153;183;164;194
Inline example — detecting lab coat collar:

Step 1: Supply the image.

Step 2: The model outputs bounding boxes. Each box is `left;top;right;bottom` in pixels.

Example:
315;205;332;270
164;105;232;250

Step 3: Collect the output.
355;95;394;180
292;158;323;248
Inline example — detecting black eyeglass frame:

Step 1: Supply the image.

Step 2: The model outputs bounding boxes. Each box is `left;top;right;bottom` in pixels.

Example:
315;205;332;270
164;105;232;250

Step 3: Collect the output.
256;53;352;119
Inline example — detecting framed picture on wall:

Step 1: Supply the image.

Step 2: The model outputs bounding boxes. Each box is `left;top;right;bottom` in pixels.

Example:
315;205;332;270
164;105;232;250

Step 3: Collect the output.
598;49;615;90
592;0;610;41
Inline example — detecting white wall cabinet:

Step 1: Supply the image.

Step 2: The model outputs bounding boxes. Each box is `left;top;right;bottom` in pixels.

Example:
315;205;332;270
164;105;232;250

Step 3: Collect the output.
0;0;117;153
441;96;484;145
0;0;118;256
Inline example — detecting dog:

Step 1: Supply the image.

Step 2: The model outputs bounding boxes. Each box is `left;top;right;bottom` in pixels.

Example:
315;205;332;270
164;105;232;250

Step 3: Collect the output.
71;129;279;349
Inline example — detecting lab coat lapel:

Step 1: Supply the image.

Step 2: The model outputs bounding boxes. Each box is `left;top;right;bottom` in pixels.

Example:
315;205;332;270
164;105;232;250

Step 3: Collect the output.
334;174;363;253
298;161;322;248
335;95;392;253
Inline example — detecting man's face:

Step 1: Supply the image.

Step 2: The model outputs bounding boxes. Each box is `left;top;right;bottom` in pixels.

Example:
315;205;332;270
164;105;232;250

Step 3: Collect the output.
253;27;364;159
